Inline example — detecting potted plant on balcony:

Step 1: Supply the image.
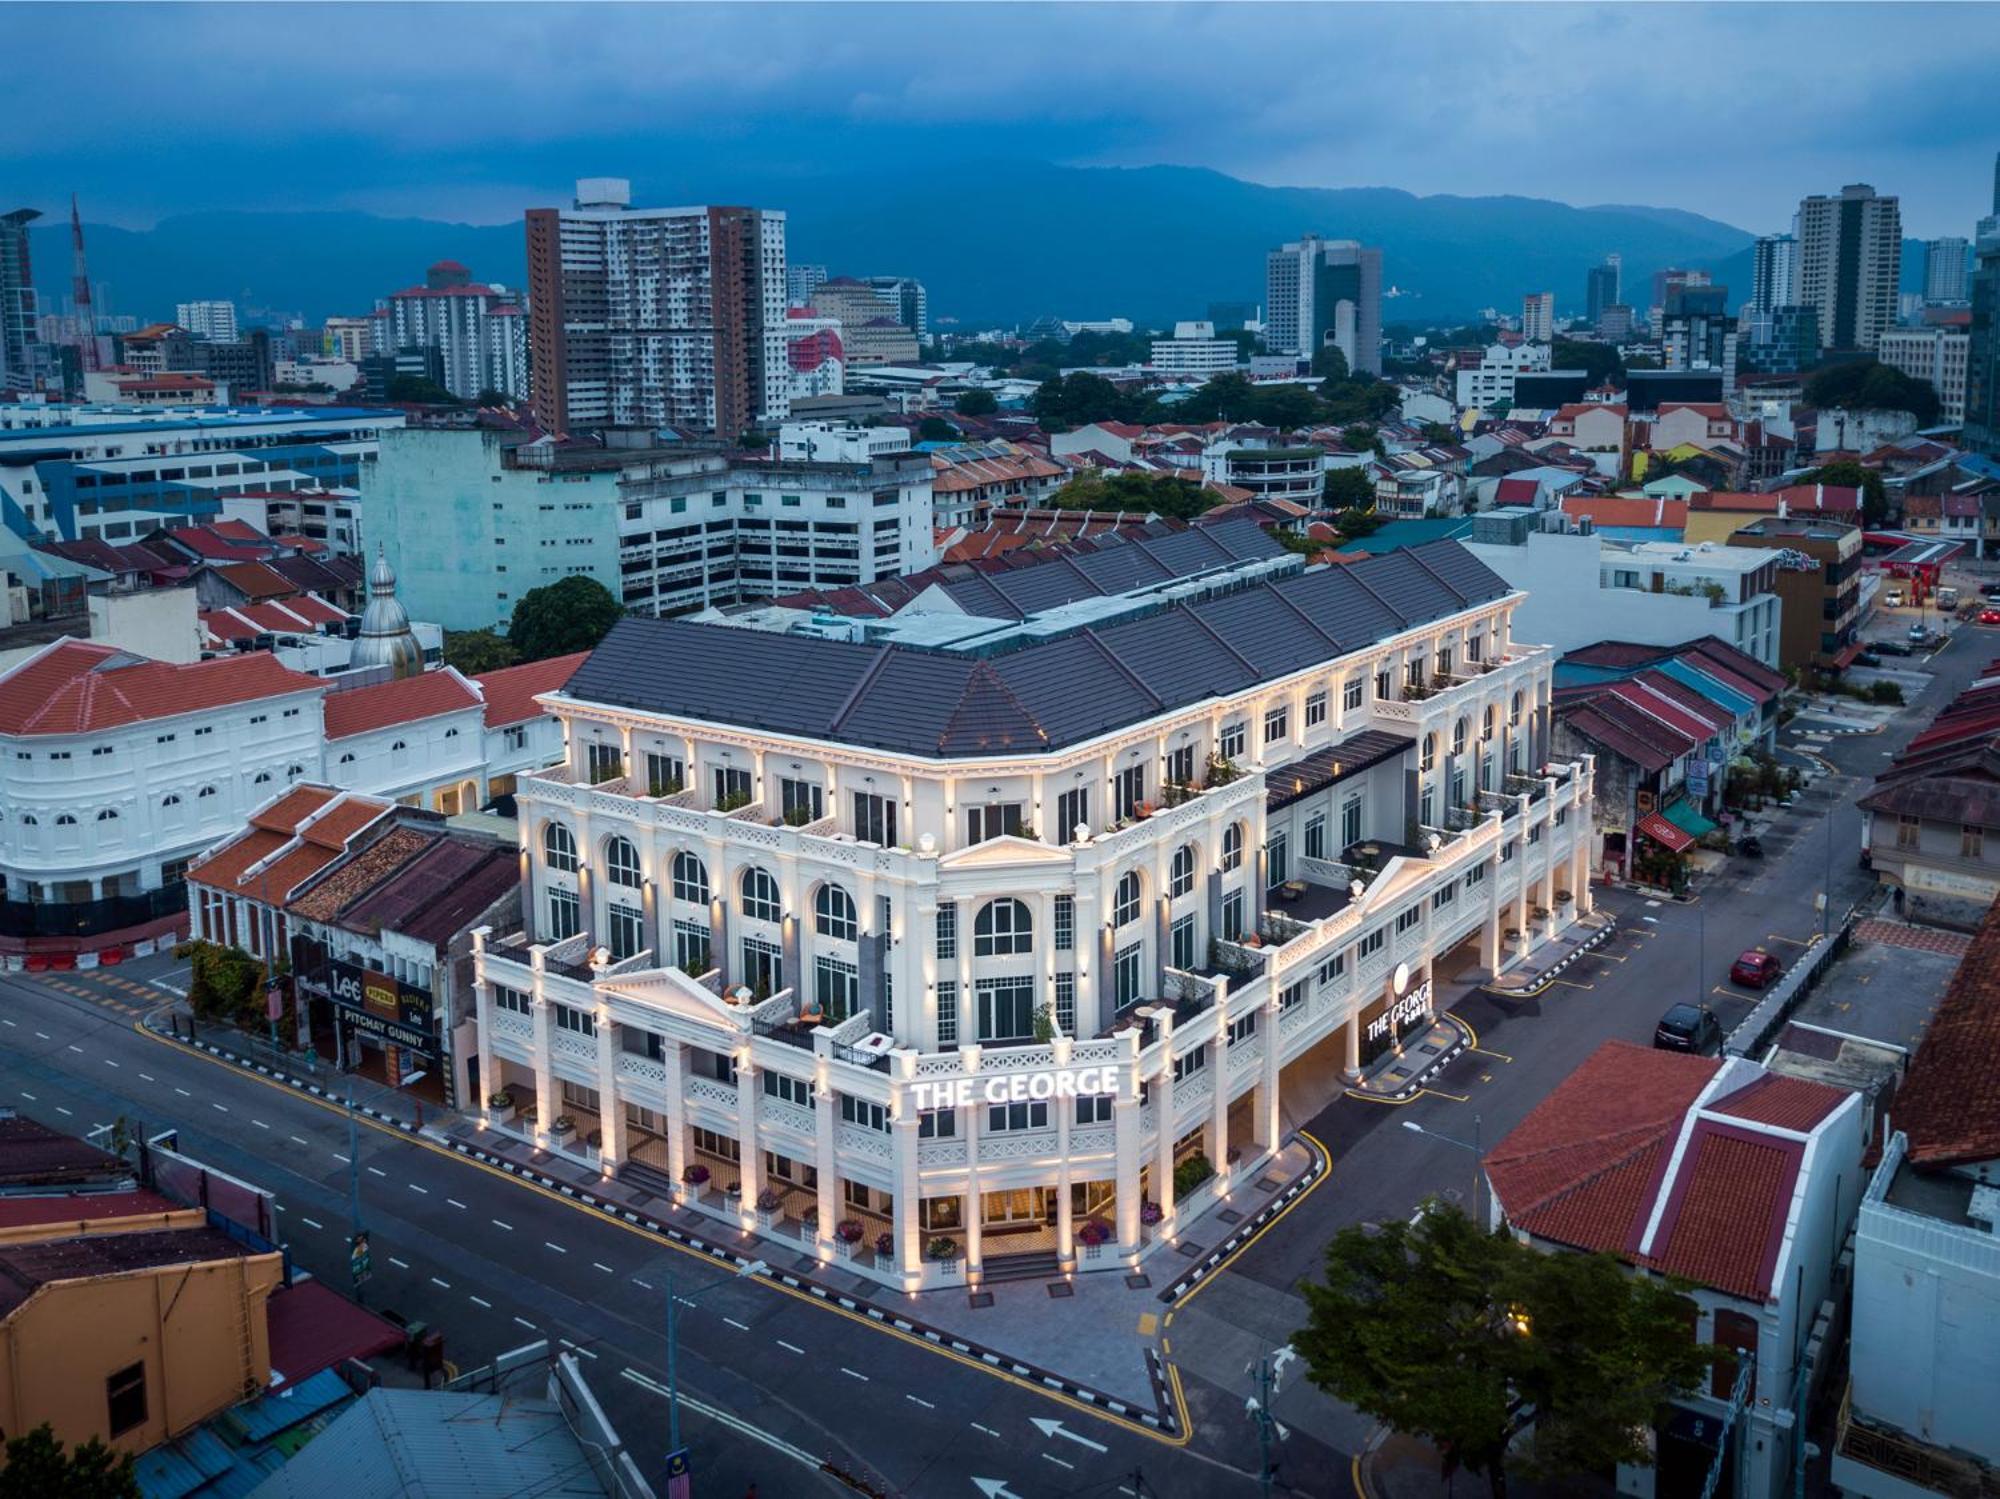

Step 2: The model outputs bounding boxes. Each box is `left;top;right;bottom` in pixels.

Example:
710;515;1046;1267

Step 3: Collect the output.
927;1235;961;1271
1556;889;1574;906
1076;1217;1111;1260
874;1231;896;1266
800;1204;819;1239
835;1218;864;1259
486;1089;514;1122
1032;1002;1057;1042
586;1128;603;1151
782;805;815;827
681;1163;710;1193
1226;1143;1243;1166
1139;1199;1163;1227
756;1186;783;1227
724;1181;743;1209
550;1114;576;1138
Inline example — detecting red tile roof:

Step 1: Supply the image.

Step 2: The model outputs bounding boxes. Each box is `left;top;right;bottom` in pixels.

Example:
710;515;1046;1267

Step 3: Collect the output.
0;1188;182;1231
1560;495;1689;530
187;787;392;897
1646;1123;1802;1299
321;670;482;741
1896;897;2000;1167
217;561;298;599
264;1279;405;1384
474;652;587;728
1708;1073;1851;1131
0;641;322;736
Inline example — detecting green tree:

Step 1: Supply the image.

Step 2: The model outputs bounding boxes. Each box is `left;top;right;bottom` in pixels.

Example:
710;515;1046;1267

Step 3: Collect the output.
954;387;998;416
1805;359;1941;427
506;576;624;662
1324;467;1376;509
442;628;520;676
1249;383;1323;431
1295;1204;1714;1497
917;415;958;442
1801;459;1890;525
1311;345;1350;382
0;1425;139;1499
178;939;268;1028
1551;337;1625;388
473;387;515;408
1175;373;1261;423
384;374;460;406
1320;375;1400;426
1047;471;1214;520
1031;371;1153;432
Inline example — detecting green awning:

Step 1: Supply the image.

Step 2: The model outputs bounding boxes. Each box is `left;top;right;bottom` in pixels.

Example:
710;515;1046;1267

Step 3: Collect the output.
1662;800;1718;838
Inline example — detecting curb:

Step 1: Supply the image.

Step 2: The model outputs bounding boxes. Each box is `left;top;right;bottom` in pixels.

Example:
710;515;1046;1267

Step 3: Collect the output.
1156;1140;1328;1306
150;1018;1184;1435
1484;914;1619;1000
1343;1012;1474;1103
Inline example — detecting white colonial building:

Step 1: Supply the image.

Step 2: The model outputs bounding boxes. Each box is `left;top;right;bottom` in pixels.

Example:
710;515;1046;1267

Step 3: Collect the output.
471;538;1597;1290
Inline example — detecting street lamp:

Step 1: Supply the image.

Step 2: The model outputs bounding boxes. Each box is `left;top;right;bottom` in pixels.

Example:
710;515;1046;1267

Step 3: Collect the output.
1402;1114;1485;1227
666;1258;767;1456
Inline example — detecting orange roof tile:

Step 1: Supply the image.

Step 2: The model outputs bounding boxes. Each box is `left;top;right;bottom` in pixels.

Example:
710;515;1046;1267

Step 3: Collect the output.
0;641;322;737
321;670;482;741
474;653;587;728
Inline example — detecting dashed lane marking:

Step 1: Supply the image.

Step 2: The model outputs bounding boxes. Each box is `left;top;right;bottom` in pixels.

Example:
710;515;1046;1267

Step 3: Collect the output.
841;1367;869;1381
545;1241;567;1254
593;1261;615;1273
724;1317;750;1331
972;1423;1001;1439
388;1256;410;1269
513;1316;537;1331
55;1106;73;1117
300;1217;323;1230
492;1219;513;1232
251;1118;269;1130
408;1183;428;1194
367;1166;388;1178
907;1395;936;1410
777;1340;804;1354
1043;1453;1077;1471
468;1295;492;1308
447;1199;467;1209
431;1277;451;1290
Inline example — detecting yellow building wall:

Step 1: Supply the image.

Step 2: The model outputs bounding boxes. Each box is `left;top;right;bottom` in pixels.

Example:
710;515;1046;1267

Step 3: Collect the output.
1685;509;1774;546
0;1250;282;1459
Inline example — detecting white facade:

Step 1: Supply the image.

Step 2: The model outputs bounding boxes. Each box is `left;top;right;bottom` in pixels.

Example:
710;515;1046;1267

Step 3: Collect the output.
322;317;373;362
385;284;527;402
1876;327;1970;426
175;301;239;341
1454;343;1552;410
1922;237;1969;303
1520;293;1554;344
1796;184;1902;351
472;573;1595;1292
1264;237;1382;374
1467;529;1782;667
776;423;910;464
1150;324;1240;377
275;357;360;393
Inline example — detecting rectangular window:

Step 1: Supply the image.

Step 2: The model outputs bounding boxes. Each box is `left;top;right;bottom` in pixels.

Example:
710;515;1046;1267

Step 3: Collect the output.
1056;786;1090;841
1054;894;1074;952
853;791;898;847
673;920;711;972
1228;1012;1258;1047
1466;632;1483;662
106;1362;147;1437
1075;1094;1113;1126
741;937;782;994
814;956;858;1020
1316;952;1346;987
1897;815;1920;849
936;979;958;1047
1963;825;1984;859
493;986;532;1017
780;777;823;823
840;1095;889;1132
1305;813;1327;861
546;888;581;942
1342;796;1363;850
964;802;1023;844
586;740;623;784
1054;971;1076;1034
645;751;684;796
1396;904;1423;934
1357;926;1386;960
1280;978;1309;1011
712;765;753;810
1306;691;1328;729
1263;704;1288;743
763;1071;815;1109
935;901;958;960
1114;942;1143;1007
1466;864;1487;888
1113;763;1145;822
1172;1045;1208;1081
692;1126;741;1161
1432;882;1457;911
1344;677;1365;712
919;1108;957;1138
553;1003;596;1037
608;903;645;961
1219;721;1247;760
1170;914;1197;971
976;976;1035;1043
987;1100;1050;1133
1220;889;1245;942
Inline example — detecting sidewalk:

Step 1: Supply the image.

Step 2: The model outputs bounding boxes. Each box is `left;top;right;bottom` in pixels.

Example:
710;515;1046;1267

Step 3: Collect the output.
1478;910;1617;1000
1359;1429;1616;1499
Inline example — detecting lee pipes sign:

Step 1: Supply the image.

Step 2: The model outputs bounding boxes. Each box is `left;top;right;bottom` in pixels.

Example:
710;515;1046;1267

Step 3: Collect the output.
910;1064;1122;1113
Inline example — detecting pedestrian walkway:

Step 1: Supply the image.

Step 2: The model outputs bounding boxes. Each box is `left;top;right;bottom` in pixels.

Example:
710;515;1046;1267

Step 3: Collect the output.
1479;910;1618;999
1852;918;1972;958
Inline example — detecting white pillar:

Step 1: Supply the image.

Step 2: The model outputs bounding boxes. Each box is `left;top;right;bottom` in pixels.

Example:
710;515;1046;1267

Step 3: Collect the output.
1343;1010;1361;1080
1255;993;1282;1157
1113;1091;1141;1255
1155;1016;1178;1229
963;1101;984;1278
663;1039;689;1187
1054;1035;1075;1265
595;1015;625;1171
735;1058;763;1215
814;1075;839;1254
1209;1005;1230;1179
893;1110;921;1286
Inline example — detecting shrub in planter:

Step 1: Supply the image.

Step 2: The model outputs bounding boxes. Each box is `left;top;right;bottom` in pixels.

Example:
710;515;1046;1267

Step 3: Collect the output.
927;1236;960;1262
835;1218;864;1244
755;1187;783;1213
1139;1199;1163;1226
487;1090;513;1110
550;1115;576;1136
1173;1152;1215;1199
800;1205;819;1228
723;1180;742;1197
681;1163;710;1186
586;1129;603;1149
1076;1217;1111;1247
875;1232;896;1259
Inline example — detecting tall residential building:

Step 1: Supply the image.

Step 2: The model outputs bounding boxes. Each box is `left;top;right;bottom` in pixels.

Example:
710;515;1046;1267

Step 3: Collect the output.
1584;257;1620;326
1795;184;1902;351
786;263;828;308
1661;283;1738;389
1964;221;2000;456
322;315;374;363
1923;237;1969;303
801;278;920;366
1750;233;1797;315
174;300;239;341
0;209;47;393
1876;326;1970;426
861;275;928;340
1264;235;1382;374
525;178;789;439
1520;292;1555;343
381;260;527;401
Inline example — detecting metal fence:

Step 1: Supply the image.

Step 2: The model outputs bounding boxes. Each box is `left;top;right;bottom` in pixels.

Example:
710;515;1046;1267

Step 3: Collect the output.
1724;916;1855;1059
0;881;187;940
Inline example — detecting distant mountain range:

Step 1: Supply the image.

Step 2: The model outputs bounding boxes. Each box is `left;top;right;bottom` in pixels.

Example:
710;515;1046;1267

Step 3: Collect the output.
26;162;1936;332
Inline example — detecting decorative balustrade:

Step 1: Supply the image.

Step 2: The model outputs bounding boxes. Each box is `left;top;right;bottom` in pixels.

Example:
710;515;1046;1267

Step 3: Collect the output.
838;1124;893;1160
1068;1127;1115;1156
550;1028;596;1062
491;1010;532;1041
760;1098;817;1139
617;1052;669;1087
684;1076;738;1111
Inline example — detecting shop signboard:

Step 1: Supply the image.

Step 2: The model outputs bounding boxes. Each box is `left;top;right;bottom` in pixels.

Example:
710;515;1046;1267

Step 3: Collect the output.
327;957;437;1055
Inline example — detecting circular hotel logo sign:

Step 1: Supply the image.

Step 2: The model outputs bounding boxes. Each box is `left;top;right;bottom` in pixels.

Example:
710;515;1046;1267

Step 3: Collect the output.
1392;961;1411;996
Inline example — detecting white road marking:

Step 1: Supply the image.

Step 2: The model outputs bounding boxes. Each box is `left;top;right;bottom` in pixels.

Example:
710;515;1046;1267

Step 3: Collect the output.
388;1256;410;1269
290;1136;309;1146
906;1394;935;1410
55;1106;73;1117
468;1294;492;1308
1042;1454;1076;1471
840;1367;869;1381
407;1183;428;1194
34;1032;50;1039
971;1423;1001;1439
513;1316;537;1330
17;1092;34;1102
251;1119;269;1130
212;1103;229;1113
175;1087;191;1097
66;1044;83;1053
592;1261;615;1273
0;1019;13;1026
140;1074;154;1082
492;1219;513;1232
367;1166;388;1178
300;1217;324;1230
102;1059;119;1069
621;1370;821;1471
333;1151;350;1162
544;1240;567;1254
776;1340;804;1354
430;1277;451;1289
723;1317;750;1331
632;1277;654;1290
560;1338;599;1360
446;1199;467;1209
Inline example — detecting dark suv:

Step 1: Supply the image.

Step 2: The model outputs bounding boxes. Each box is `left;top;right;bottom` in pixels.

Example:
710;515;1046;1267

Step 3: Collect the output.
1654;1003;1722;1055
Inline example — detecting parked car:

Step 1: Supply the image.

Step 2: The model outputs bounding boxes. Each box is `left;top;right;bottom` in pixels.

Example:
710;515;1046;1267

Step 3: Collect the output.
1979;608;2000;626
1909;623;1932;643
1884;588;1906;607
1982;582;2000;600
1873;638;1915;657
1655;1003;1723;1054
1937;586;1960;610
1855;652;1883;666
1730;949;1784;989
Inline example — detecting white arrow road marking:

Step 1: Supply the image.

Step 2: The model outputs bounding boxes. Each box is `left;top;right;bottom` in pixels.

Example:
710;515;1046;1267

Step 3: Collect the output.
972;1480;1025;1499
1030;1417;1108;1454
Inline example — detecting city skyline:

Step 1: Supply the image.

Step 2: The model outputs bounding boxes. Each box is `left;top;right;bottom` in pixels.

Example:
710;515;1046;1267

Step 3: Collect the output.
4;2;1997;238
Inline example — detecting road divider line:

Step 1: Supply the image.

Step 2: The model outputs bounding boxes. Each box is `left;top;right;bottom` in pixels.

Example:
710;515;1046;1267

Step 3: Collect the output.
447;1199;467;1209
251;1119;269;1129
388;1256;410;1269
620;1369;822;1471
513;1316;537;1330
468;1295;492;1308
366;1166;388;1178
300;1217;323;1230
408;1183;428;1194
593;1261;615;1273
777;1340;804;1354
544;1240;567;1254
907;1395;935;1410
724;1317;750;1331
492;1219;513;1232
840;1367;869;1381
431;1277;451;1289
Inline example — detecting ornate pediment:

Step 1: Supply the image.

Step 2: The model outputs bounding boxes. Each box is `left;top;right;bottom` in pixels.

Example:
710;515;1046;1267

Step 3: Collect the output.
937;833;1076;871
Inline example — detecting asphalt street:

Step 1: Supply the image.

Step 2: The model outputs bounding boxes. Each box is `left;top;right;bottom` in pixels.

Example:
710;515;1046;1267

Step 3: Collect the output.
2;625;1993;1498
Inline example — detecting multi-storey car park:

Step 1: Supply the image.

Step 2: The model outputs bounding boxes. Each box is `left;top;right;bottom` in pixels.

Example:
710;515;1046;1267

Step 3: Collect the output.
470;532;1597;1290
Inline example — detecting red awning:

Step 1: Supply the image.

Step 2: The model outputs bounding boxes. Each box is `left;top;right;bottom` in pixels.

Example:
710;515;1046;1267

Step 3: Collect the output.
1829;640;1865;670
266;1279;404;1383
1637;812;1695;854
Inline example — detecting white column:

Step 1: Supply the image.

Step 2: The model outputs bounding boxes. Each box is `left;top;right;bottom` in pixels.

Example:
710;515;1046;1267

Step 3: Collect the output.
595;1015;625;1171
963;1099;984;1278
530;1001;555;1148
893;1108;921;1286
814;1074;839;1254
1154;1015;1178;1230
1113;1091;1141;1255
1054;1035;1075;1265
1209;1004;1230;1179
735;1058;763;1215
1343;1010;1361;1080
663;1039;689;1187
1256;992;1282;1158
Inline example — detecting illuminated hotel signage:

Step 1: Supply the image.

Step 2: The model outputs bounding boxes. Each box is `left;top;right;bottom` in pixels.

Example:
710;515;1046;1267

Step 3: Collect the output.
910;1064;1122;1113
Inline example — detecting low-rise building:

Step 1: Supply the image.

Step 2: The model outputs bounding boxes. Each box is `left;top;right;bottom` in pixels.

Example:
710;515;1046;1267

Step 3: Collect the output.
1725;515;1864;672
1858;668;2000;924
1682;485;1866;545
1453;343;1552;410
1199;445;1325;503
1876;326;1970;426
1150;322;1240;378
1545;403;1629;476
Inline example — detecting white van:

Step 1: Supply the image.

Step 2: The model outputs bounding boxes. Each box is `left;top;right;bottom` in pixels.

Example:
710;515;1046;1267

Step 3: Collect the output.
1884;587;1906;608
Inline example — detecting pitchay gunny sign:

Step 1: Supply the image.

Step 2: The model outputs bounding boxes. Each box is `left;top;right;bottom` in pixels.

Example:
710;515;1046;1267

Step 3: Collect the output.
909;1063;1122;1113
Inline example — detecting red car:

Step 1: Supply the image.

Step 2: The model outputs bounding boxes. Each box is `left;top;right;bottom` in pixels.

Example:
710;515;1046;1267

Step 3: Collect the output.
1979;608;2000;625
1730;949;1783;989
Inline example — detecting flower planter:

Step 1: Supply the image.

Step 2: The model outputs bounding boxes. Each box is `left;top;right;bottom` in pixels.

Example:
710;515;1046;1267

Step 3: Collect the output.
1083;1242;1103;1262
756;1209;777;1230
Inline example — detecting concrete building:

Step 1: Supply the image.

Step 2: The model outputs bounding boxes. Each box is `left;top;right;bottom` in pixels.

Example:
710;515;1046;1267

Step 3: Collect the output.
786;263;828;308
1877;325;1971;426
1584;257;1620;327
525;178;788;439
321;316;373;363
1795;184;1902;351
1750;233;1797;317
1834;901;2000;1499
1149;321;1240;377
1923;236;1969;304
0;209;50;393
174;301;239;342
1487;1041;1863;1499
1724;515;1863;672
860;275;928;340
784;310;844;400
802;279;921;367
1520;292;1554;344
471;535;1593;1289
1199;444;1326;503
1465;512;1781;668
1453;343;1553;410
1858;671;2000;924
380;260;527;402
1265;236;1382;374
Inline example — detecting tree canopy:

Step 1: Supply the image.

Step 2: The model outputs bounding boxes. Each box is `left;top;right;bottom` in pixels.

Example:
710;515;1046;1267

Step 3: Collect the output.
1805;359;1941;427
1030;371;1160;432
384;374;460;406
1324;466;1376;509
506;576;625;663
1047;470;1215;521
1294;1203;1713;1495
1551;337;1625;388
1802;459;1890;525
0;1424;139;1499
1311;345;1350;382
442;627;520;676
916;415;958;442
954;387;998;416
473;387;515;408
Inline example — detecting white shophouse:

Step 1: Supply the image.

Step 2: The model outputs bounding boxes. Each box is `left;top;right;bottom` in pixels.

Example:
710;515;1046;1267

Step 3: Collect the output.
471;539;1597;1291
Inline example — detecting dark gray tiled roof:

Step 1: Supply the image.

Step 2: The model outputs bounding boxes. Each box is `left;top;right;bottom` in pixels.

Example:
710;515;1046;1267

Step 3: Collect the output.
936;518;1283;620
564;539;1512;758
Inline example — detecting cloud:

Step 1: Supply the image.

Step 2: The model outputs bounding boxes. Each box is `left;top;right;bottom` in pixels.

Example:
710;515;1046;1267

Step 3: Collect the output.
5;1;1996;234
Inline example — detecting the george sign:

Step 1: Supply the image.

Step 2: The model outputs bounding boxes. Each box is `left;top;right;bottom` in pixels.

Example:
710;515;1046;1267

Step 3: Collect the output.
1366;980;1434;1044
911;1063;1121;1114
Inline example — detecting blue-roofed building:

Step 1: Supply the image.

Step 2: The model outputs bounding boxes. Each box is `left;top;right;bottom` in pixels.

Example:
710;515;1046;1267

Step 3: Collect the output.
1335;515;1475;554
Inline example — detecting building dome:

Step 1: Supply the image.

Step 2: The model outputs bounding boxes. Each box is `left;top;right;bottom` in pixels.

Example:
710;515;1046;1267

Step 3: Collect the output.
351;548;425;679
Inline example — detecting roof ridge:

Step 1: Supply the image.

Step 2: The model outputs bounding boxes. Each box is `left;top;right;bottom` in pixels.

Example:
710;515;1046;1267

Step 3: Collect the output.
1077;628;1163;711
1498;1123;1679;1221
1339;556;1412;627
936;659;1046;753
827;645;899;736
1179;604;1264;677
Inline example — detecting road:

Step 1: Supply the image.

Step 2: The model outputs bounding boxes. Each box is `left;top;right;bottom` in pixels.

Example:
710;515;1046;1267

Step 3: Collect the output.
3;624;1991;1498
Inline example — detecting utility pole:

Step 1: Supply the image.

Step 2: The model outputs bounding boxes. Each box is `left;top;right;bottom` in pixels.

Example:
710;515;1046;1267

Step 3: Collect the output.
345;1070;368;1303
1251;1355;1278;1496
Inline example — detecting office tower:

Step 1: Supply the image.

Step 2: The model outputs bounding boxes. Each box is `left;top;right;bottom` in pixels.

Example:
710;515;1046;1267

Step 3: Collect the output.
1923;238;1969;304
1795;183;1902;351
1;208;46;392
1263;235;1382;374
1584;258;1620;326
787;263;828;307
861;275;928;340
1662;283;1738;389
525;178;789;438
1750;234;1797;316
803;279;922;366
382;260;526;400
1966;218;2000;456
175;300;240;341
1520;292;1555;343
1596;304;1635;342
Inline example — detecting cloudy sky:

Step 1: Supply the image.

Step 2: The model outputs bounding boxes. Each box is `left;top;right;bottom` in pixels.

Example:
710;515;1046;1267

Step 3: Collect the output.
6;1;1996;236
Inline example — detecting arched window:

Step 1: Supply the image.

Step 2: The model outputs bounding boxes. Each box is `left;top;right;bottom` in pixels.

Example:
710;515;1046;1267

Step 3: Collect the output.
198;785;217;798
543;822;579;874
1421;733;1438;773
605;836;641;888
96;808;118;821
1482;705;1495;742
740;867;781;923
1113;870;1142;927
973;898;1032;956
19;814;36;826
162;794;182;808
254;770;273;784
338;753;355;766
1170;844;1196;899
814;883;857;941
671;851;708;905
1510;691;1523;728
391;739;407;753
1222;823;1244;872
1453;717;1468;756
287;764;304;779
55;813;76;826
